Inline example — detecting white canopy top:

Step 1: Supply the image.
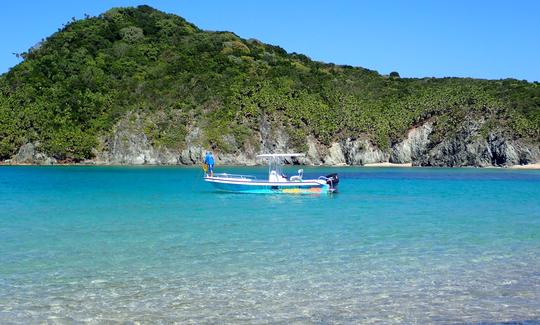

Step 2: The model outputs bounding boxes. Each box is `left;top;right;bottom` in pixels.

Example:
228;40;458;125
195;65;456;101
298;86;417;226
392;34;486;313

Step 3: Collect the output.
257;153;305;158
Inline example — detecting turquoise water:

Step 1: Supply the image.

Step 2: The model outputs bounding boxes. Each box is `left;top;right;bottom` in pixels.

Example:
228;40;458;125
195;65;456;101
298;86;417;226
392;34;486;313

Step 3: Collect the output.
0;166;539;324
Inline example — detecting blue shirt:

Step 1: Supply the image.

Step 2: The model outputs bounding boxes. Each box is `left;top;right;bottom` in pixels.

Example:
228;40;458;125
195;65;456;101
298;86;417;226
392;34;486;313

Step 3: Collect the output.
204;154;214;166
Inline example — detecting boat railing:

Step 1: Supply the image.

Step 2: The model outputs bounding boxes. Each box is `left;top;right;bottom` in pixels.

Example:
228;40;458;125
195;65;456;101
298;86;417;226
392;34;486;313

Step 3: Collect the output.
212;173;257;180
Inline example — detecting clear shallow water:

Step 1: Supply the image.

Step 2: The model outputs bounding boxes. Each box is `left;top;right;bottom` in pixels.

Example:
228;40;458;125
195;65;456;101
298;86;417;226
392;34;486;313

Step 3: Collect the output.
0;166;539;324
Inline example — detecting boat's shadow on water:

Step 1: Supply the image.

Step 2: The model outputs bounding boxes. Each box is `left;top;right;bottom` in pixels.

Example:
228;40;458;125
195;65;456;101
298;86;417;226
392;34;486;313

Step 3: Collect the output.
206;190;340;208
210;190;339;199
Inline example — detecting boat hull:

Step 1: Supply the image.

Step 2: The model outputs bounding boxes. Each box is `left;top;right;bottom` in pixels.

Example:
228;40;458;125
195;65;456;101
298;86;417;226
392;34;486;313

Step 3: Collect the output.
204;177;334;194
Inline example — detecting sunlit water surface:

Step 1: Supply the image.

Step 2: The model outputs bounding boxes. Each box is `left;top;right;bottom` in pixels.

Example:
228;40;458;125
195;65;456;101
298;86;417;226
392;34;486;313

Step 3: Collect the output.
0;166;539;324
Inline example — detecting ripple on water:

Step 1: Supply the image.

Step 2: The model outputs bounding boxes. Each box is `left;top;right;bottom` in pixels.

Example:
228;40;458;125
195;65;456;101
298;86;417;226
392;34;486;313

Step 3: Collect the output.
0;166;539;323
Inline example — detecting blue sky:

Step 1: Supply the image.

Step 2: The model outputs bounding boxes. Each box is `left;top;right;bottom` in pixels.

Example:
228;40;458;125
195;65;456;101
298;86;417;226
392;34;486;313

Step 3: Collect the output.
1;0;538;81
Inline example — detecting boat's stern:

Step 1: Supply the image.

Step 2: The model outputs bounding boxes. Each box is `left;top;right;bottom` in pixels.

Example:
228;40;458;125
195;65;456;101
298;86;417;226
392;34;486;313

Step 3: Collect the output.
323;173;339;193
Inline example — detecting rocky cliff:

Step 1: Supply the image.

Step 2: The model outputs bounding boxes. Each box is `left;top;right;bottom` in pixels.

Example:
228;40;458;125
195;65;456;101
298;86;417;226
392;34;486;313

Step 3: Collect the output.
7;115;538;167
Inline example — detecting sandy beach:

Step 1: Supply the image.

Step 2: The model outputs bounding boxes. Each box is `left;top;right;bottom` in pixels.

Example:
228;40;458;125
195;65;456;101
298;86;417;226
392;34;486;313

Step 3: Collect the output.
363;162;413;167
509;163;540;169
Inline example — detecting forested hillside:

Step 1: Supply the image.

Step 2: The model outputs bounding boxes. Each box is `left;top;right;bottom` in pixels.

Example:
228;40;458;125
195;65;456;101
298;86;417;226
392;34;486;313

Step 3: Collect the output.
1;5;539;165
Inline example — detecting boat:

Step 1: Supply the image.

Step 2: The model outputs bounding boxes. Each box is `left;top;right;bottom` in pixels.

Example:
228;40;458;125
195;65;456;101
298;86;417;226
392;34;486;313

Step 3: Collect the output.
203;153;339;194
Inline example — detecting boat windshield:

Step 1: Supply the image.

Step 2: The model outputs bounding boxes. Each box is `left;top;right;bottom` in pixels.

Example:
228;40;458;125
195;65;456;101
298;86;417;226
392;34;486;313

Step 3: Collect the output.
268;156;283;177
257;153;305;182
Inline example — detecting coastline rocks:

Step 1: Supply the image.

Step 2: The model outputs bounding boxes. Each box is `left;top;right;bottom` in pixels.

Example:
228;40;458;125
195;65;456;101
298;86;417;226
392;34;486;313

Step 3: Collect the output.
415;119;540;167
304;137;323;165
323;143;347;165
415;119;489;167
417;138;490;167
12;143;57;165
102;124;163;164
315;118;539;167
390;122;433;164
178;127;204;164
485;133;540;166
342;138;388;165
96;112;184;165
5;116;539;168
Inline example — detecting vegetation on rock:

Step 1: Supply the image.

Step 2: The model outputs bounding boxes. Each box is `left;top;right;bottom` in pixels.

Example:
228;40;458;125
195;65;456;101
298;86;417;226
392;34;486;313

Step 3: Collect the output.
0;5;538;161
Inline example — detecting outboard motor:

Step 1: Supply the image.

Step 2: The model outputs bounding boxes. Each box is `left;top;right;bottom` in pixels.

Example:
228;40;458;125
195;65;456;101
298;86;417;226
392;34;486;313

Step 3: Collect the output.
325;173;339;192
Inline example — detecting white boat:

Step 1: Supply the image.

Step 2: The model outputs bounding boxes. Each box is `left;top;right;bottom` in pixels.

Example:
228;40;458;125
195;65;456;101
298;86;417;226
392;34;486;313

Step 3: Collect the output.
203;153;339;194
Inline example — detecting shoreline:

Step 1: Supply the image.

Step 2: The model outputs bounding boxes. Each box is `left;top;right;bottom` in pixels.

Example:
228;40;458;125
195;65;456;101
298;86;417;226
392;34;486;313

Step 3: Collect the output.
1;161;540;169
363;162;413;168
508;162;540;170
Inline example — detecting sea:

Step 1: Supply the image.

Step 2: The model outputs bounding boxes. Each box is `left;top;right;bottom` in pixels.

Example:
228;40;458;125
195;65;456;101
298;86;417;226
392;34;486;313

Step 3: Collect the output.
0;166;539;324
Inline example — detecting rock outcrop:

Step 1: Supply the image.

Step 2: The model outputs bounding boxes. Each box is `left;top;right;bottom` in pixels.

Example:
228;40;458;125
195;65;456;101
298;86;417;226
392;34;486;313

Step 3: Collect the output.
6;116;539;167
415;119;540;167
96;113;181;165
10;143;57;165
323;143;347;165
343;138;388;165
96;112;206;165
390;122;433;164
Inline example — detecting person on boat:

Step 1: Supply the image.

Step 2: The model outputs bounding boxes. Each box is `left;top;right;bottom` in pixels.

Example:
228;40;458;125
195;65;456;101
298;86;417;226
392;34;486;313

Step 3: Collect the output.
204;151;215;177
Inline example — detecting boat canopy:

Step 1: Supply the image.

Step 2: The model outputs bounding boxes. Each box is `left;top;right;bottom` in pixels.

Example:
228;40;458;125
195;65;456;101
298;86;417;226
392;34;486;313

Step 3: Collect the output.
256;153;304;182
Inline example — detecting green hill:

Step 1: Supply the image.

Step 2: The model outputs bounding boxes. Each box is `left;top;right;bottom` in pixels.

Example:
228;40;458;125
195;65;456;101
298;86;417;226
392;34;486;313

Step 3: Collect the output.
1;5;539;165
